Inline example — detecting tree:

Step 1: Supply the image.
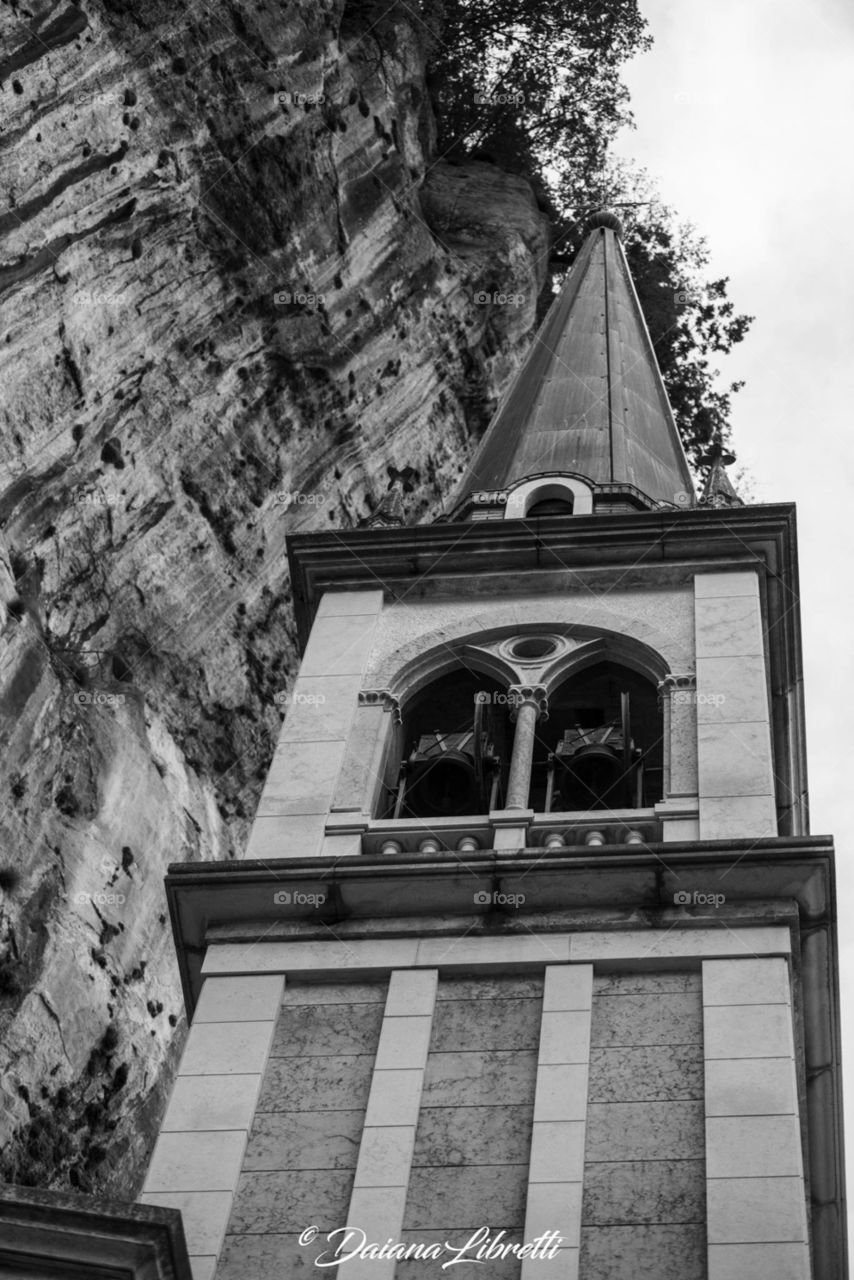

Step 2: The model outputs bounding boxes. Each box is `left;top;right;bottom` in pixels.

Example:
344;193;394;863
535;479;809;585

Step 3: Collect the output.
426;8;753;471
427;0;651;204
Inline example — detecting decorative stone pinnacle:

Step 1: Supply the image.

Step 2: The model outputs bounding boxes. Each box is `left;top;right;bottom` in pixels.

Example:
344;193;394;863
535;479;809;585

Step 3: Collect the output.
699;440;743;509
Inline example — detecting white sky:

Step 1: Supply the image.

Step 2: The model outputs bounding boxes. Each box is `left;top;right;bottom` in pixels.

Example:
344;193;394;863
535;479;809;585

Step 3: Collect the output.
613;0;854;1233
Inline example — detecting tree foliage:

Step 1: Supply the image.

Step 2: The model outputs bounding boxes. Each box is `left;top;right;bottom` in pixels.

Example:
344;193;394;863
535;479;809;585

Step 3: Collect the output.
622;216;752;468
428;0;649;195
425;3;753;470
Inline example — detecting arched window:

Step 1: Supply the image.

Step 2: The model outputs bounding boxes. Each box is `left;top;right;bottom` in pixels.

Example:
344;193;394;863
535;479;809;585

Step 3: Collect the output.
504;476;593;519
530;661;663;813
526;495;575;517
380;668;511;819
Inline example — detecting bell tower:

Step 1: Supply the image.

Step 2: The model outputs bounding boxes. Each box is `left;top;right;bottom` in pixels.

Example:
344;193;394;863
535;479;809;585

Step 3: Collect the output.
140;213;846;1280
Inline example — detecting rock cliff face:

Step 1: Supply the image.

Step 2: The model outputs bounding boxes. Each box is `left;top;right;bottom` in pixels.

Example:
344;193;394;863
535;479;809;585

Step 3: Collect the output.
0;0;550;1195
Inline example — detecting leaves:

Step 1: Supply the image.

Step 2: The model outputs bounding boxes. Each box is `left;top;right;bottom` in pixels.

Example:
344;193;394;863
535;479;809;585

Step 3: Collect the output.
428;0;650;192
426;5;753;472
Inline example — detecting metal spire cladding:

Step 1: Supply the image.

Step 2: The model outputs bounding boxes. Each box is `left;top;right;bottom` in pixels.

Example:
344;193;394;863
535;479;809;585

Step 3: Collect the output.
450;210;695;512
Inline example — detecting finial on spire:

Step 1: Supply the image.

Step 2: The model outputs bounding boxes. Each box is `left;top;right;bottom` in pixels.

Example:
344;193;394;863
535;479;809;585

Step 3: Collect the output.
699;440;744;508
586;208;624;238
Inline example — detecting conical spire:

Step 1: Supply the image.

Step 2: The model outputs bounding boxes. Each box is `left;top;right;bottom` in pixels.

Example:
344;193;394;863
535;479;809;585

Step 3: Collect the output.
449;211;695;515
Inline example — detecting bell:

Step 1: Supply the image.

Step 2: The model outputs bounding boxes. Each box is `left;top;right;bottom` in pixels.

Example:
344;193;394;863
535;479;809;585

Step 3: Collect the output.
405;736;479;817
404;731;482;818
560;745;628;811
555;724;632;811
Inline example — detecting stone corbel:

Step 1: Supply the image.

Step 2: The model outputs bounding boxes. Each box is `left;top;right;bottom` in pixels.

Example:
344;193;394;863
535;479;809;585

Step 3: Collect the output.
358;689;402;724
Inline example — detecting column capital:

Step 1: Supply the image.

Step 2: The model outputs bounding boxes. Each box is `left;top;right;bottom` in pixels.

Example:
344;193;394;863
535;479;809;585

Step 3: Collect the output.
358;688;402;723
507;684;549;722
657;673;696;704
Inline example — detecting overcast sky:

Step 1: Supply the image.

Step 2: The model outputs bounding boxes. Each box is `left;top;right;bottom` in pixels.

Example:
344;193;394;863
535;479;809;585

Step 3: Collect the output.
613;0;854;1227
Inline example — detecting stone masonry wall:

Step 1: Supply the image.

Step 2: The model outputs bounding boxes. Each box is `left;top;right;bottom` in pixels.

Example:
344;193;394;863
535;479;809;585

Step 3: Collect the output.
218;978;387;1278
580;970;706;1279
400;973;544;1279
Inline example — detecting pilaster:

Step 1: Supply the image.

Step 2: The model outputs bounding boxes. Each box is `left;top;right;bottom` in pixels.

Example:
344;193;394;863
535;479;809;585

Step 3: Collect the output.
139;975;284;1279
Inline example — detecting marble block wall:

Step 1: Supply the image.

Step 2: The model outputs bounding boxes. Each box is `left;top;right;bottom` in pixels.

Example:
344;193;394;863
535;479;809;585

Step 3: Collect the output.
580;971;707;1279
694;572;777;840
399;974;544;1279
217;979;388;1279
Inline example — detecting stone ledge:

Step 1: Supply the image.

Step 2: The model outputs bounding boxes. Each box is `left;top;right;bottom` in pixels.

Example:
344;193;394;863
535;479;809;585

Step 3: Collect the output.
0;1184;193;1280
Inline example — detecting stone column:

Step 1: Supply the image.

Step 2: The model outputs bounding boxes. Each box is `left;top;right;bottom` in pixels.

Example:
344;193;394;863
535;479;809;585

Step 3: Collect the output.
505;685;548;811
656;673;701;841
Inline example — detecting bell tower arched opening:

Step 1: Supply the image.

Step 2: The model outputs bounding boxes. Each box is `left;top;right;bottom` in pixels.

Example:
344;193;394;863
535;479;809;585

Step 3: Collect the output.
532;660;663;813
383;668;511;819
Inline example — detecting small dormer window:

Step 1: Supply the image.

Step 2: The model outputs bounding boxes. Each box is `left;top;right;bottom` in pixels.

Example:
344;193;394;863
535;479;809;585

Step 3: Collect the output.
503;476;593;519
